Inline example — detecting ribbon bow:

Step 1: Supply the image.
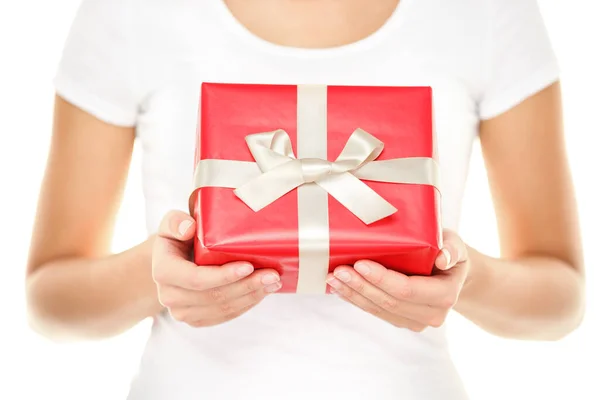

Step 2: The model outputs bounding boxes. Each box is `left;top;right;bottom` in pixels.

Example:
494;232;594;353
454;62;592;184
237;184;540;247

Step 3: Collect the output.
234;128;399;224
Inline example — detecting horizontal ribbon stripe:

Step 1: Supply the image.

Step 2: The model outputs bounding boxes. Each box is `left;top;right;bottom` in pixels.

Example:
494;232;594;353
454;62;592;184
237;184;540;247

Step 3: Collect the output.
192;157;441;193
193;159;261;188
194;128;440;225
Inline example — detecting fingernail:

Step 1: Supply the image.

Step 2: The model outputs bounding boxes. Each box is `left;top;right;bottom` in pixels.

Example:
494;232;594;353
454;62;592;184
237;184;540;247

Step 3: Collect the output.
235;263;254;277
178;220;193;236
261;273;280;285
334;270;351;283
264;282;282;293
354;261;370;276
326;277;343;289
440;248;452;269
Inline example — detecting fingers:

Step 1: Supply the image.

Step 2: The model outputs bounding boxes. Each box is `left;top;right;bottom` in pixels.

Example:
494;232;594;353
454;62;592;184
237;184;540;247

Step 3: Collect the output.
158;269;282;307
153;210;281;293
170;286;273;328
192;269;282;305
349;260;414;299
342;259;466;309
153;259;256;291
329;266;401;309
331;284;426;332
152;210;283;328
328;266;446;326
153;214;261;291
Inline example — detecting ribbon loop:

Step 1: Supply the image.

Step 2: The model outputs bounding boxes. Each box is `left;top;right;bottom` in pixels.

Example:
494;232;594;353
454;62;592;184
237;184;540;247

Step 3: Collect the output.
335;128;385;169
246;129;297;171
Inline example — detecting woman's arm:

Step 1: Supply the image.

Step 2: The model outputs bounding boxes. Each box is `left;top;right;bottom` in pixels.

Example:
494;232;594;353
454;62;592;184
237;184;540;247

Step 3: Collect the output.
454;81;585;339
26;96;281;341
25;96;162;341
326;81;584;341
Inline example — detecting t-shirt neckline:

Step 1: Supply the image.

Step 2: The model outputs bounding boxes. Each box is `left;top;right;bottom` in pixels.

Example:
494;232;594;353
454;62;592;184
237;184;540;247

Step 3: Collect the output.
211;0;414;59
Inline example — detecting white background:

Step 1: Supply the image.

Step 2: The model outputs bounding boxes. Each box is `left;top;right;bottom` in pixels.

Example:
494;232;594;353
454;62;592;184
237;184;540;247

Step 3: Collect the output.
0;1;598;399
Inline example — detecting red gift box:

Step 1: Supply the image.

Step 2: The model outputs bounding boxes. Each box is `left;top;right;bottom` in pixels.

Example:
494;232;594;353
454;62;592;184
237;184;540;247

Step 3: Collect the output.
189;83;442;294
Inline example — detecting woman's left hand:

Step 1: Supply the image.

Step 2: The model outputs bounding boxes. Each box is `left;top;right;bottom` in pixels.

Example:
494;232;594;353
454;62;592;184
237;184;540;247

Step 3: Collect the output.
326;229;470;332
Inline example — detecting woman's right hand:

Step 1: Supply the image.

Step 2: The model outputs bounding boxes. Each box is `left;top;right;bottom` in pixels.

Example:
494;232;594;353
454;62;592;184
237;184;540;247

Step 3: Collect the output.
152;210;282;328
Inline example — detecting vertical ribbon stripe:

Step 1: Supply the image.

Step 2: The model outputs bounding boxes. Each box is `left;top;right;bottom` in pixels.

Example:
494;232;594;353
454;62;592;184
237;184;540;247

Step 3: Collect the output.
295;85;330;294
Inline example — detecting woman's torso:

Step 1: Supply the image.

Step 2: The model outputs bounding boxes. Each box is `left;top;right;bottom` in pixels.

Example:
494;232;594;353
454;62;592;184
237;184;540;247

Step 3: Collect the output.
117;0;485;398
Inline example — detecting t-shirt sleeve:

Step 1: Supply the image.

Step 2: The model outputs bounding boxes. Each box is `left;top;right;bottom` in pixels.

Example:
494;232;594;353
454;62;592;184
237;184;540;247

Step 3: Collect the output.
478;0;560;120
53;0;138;127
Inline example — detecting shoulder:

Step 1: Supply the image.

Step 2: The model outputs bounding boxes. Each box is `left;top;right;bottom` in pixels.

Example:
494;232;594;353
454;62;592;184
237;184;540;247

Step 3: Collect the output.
70;0;208;33
72;0;133;24
53;0;139;126
484;0;549;27
486;0;542;10
54;0;216;126
441;0;548;28
439;0;546;26
477;0;559;120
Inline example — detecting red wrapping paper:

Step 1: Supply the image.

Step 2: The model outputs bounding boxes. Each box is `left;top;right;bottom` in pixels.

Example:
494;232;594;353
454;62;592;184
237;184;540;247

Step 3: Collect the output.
191;83;442;293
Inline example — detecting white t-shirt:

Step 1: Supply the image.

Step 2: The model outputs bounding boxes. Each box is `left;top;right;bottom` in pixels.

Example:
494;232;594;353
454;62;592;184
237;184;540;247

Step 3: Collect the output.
53;0;560;399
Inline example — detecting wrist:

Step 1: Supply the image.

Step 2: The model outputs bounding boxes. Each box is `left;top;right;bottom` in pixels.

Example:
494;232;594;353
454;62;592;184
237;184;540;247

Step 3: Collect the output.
133;236;163;316
456;245;490;309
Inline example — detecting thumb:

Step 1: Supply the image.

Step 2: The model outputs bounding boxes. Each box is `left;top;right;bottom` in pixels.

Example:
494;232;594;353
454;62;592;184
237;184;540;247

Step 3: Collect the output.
157;210;196;242
434;229;467;271
153;210;196;263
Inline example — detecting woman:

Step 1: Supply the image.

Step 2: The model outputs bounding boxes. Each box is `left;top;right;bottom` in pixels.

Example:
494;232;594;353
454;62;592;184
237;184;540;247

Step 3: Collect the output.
26;0;585;399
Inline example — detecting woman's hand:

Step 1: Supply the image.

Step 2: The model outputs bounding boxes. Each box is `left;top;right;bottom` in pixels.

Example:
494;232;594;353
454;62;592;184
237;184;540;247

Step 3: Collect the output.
326;230;469;332
152;210;282;328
